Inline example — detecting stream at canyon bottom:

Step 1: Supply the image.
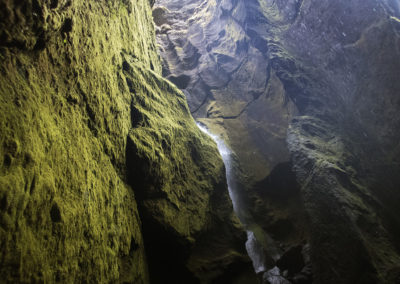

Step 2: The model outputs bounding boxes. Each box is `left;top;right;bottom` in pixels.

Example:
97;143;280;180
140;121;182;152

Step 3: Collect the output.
197;123;286;282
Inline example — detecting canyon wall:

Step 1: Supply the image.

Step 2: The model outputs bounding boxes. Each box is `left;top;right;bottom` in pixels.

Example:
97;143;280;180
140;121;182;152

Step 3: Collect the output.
155;0;400;282
1;0;399;282
0;0;248;283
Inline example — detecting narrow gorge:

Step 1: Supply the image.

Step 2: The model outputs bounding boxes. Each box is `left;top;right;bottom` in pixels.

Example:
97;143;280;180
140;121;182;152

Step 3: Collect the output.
1;0;400;283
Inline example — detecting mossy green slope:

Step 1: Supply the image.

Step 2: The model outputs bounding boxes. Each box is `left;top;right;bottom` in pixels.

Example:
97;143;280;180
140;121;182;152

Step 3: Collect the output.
0;0;245;283
125;64;223;237
124;63;247;283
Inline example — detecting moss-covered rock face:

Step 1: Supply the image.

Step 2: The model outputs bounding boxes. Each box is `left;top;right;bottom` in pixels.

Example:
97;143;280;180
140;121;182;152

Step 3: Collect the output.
123;63;249;283
0;0;247;283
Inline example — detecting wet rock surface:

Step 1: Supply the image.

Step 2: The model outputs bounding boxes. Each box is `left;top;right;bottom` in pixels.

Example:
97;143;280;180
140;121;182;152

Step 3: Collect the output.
155;0;297;182
283;1;400;282
1;0;399;282
155;0;400;283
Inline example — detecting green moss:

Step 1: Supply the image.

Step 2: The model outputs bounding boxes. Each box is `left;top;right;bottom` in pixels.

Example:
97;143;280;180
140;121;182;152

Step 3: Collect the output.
0;0;160;282
125;63;226;237
0;0;246;282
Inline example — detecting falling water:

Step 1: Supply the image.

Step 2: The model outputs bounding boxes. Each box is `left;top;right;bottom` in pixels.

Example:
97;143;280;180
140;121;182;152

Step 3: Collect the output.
246;231;267;273
196;123;268;274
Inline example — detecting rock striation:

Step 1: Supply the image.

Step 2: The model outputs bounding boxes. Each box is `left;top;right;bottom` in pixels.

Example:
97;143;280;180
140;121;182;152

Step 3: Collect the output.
283;1;400;282
0;0;248;283
154;0;297;182
155;0;400;283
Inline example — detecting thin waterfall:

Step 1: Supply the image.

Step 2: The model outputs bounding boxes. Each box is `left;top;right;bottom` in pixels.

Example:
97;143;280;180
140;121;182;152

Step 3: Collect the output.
196;123;269;274
246;231;267;273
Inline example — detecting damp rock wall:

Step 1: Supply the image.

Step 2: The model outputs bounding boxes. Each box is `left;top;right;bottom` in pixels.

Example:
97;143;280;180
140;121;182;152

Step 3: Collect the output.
154;0;400;282
0;0;247;283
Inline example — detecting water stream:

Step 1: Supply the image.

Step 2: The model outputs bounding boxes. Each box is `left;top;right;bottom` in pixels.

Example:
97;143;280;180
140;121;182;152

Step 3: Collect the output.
196;123;270;274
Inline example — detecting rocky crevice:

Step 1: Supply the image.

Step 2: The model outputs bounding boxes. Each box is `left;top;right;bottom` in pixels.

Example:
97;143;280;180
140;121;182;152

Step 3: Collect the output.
155;0;400;283
1;0;400;283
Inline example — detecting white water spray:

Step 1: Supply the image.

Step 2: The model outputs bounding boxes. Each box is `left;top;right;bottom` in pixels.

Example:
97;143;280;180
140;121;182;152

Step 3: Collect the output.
196;124;240;212
197;123;268;274
246;231;267;273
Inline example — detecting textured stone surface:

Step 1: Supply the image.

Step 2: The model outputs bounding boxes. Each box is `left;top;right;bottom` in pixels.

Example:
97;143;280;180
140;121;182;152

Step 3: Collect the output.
2;0;399;282
154;0;308;281
155;0;400;283
154;0;297;182
282;1;400;281
0;0;247;283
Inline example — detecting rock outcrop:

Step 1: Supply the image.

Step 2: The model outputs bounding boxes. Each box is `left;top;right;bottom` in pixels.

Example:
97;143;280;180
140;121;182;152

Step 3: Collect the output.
0;0;248;283
155;0;400;283
283;1;400;282
154;0;297;181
